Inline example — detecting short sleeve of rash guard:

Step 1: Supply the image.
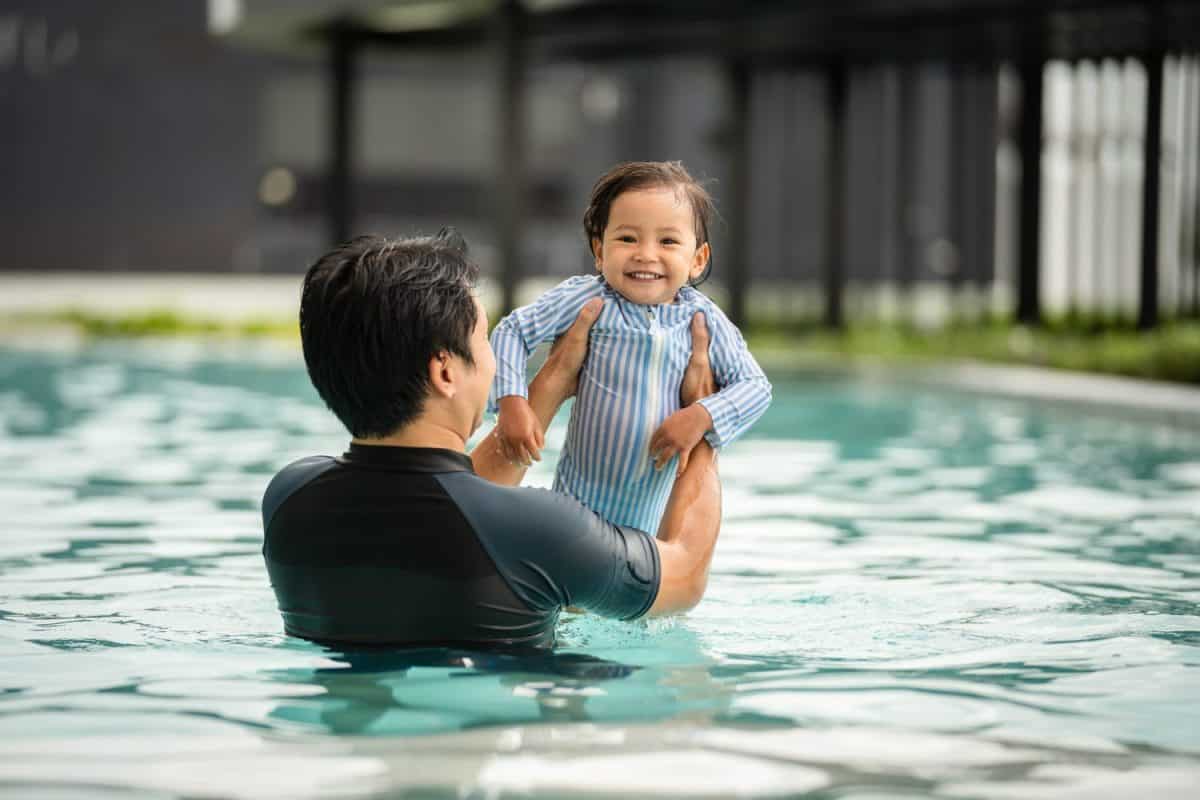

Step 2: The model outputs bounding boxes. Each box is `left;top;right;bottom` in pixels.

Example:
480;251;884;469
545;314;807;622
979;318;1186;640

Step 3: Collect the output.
435;472;661;620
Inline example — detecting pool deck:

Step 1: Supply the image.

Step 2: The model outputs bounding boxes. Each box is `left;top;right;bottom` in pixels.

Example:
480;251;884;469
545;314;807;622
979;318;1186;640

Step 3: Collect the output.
0;271;519;321
3;271;1199;430
895;362;1200;430
0;271;303;320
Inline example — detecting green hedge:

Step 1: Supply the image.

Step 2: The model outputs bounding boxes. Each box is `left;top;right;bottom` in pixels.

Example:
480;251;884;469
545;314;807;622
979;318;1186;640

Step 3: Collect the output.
37;310;299;339
748;320;1200;384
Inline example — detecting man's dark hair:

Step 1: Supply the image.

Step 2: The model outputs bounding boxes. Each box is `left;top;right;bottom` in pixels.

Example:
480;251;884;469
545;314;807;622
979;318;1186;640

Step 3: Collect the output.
582;160;716;286
299;228;479;438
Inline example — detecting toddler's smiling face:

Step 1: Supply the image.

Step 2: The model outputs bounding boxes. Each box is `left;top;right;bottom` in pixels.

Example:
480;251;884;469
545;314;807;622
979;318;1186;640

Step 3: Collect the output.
592;187;710;306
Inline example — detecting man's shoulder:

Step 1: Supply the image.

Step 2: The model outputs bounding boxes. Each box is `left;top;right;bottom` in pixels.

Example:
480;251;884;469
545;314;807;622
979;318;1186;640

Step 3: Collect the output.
436;472;579;530
261;455;340;529
436;472;635;550
435;472;659;619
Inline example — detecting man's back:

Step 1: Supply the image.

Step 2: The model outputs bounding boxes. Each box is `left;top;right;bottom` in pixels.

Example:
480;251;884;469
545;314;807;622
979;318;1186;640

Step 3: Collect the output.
262;443;660;648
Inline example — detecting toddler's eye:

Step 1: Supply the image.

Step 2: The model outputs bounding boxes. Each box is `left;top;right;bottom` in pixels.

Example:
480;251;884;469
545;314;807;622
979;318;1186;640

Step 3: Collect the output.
661;238;679;246
616;235;636;243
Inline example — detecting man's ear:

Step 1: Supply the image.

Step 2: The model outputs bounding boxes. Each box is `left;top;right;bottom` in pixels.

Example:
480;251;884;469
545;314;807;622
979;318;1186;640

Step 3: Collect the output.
427;352;456;399
690;242;711;279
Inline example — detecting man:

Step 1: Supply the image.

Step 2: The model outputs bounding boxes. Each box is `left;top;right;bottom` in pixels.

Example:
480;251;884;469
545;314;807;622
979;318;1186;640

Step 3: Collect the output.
262;229;722;648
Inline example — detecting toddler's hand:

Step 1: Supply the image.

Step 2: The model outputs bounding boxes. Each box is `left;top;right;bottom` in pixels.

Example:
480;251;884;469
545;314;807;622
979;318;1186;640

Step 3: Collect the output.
497;396;544;466
649;404;713;476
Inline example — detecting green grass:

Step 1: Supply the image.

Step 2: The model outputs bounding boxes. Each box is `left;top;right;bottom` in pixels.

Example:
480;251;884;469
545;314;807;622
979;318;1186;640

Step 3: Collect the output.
23;310;300;339
748;319;1200;384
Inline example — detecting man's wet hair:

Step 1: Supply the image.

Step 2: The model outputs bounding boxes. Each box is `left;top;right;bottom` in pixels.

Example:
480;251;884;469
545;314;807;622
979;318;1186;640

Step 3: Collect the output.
299;228;479;438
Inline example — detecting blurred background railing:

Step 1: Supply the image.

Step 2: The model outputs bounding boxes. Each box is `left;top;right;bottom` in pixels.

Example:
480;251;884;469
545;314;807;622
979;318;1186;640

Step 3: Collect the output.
3;0;1199;334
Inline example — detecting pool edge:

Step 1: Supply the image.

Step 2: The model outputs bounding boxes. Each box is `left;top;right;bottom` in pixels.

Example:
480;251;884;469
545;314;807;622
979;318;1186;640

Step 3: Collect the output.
770;358;1200;430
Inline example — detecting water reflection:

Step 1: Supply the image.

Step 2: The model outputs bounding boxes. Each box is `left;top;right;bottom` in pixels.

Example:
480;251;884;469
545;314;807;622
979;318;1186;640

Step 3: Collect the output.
265;647;641;736
262;619;735;737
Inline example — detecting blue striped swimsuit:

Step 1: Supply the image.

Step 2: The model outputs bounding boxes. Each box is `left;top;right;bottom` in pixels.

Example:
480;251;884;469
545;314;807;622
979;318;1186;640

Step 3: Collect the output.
489;275;772;533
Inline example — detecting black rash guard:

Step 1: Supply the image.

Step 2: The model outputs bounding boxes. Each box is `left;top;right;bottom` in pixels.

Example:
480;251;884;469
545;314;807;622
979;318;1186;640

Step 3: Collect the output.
261;444;661;649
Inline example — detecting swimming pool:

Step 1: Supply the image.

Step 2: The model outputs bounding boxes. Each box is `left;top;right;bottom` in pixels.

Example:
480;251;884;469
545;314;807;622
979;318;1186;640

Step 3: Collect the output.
1;341;1198;798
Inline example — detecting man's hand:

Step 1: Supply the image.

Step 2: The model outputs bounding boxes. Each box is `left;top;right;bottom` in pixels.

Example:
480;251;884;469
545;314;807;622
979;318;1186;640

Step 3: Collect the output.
530;297;603;407
680;311;717;406
649;312;718;476
497;396;543;466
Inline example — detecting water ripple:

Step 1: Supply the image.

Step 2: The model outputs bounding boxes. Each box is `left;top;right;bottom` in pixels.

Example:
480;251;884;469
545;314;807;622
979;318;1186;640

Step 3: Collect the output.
0;347;1197;797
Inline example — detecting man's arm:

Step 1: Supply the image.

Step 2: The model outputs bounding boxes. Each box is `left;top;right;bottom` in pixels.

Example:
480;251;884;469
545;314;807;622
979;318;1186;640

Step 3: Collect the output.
647;312;722;616
472;298;602;485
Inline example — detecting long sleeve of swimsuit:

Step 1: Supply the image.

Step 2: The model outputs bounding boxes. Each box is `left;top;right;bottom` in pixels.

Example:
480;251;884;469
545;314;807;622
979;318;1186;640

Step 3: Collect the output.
691;299;773;448
488;275;606;414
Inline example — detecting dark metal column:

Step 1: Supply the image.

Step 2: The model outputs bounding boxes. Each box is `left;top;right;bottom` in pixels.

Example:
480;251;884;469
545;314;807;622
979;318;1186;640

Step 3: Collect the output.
1138;53;1164;329
975;67;998;298
1017;45;1044;325
1184;55;1199;319
949;66;969;295
1138;15;1165;330
1193;57;1200;318
897;66;919;322
726;60;751;328
329;24;357;246
879;66;901;298
495;0;526;315
962;65;997;296
824;59;847;330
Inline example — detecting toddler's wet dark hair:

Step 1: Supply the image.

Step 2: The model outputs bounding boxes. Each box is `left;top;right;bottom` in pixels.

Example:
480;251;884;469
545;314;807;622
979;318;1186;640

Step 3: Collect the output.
582;161;715;286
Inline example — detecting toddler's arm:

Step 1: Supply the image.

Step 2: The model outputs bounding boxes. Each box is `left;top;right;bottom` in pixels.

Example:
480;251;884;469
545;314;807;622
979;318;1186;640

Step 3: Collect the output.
474;299;602;484
692;303;772;448
649;306;771;474
490;277;604;466
489;275;605;413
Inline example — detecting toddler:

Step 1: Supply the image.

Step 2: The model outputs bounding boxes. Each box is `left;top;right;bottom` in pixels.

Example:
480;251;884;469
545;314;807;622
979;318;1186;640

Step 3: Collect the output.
490;161;772;533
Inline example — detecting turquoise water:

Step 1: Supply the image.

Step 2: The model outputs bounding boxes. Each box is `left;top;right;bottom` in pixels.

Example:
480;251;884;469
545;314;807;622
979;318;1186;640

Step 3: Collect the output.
1;341;1199;799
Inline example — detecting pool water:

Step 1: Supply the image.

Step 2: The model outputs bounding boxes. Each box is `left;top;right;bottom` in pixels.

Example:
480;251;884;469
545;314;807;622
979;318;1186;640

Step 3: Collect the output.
1;341;1198;798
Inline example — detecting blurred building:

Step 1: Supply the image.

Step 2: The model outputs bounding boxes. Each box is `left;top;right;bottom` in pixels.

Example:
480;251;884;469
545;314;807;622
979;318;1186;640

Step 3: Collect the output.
2;1;1198;328
2;2;261;272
